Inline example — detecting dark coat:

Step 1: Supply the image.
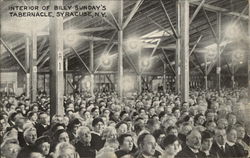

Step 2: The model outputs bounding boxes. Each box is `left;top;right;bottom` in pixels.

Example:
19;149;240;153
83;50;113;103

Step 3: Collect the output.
115;150;133;158
199;151;217;158
90;133;105;151
35;123;50;137
243;134;250;146
210;142;234;158
18;131;26;147
229;143;248;158
134;150;161;158
17;145;36;158
75;141;96;158
175;146;203;158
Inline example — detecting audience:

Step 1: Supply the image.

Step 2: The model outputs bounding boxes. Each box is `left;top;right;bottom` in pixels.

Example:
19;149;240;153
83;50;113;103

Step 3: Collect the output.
0;88;249;158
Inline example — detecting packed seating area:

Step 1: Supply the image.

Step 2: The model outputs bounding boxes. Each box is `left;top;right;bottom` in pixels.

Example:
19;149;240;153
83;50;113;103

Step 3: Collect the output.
0;88;250;158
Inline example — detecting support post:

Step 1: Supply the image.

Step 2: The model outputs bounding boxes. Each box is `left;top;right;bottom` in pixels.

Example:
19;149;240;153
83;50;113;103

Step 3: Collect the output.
25;36;30;98
179;0;189;102
216;13;221;96
231;53;235;89
138;47;142;94
49;0;64;116
163;63;166;93
118;0;124;100
65;58;68;95
248;0;250;103
90;40;94;97
30;30;37;102
204;52;208;90
176;1;181;95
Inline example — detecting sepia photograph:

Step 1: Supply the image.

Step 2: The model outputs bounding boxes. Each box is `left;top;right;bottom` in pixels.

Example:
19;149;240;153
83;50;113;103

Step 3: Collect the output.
0;0;250;158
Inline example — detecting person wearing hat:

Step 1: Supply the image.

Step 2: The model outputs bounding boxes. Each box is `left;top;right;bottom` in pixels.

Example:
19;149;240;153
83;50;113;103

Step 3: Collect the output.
162;134;181;158
199;131;215;158
34;136;51;158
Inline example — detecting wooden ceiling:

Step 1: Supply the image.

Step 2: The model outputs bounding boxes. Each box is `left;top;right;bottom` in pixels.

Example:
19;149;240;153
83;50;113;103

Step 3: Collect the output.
0;0;249;75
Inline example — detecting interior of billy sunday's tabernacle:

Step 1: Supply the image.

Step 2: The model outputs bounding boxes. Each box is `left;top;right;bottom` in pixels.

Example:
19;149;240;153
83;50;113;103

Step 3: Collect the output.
0;0;250;158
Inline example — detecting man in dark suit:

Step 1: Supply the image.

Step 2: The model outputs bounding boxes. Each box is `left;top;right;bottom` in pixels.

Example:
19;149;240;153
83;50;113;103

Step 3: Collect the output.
243;123;250;146
176;129;203;158
135;133;161;158
226;126;248;157
210;128;232;158
17;127;37;158
75;126;96;158
200;131;216;158
90;117;105;151
35;112;50;137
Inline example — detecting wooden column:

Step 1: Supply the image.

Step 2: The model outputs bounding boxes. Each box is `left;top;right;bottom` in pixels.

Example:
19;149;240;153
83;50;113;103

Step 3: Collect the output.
90;40;94;97
49;0;64;116
179;0;189;102
25;36;30;98
204;52;208;90
118;0;124;100
163;63;167;92
231;53;235;89
248;0;250;102
176;1;181;94
65;58;68;95
137;47;142;94
30;30;37;102
216;13;221;96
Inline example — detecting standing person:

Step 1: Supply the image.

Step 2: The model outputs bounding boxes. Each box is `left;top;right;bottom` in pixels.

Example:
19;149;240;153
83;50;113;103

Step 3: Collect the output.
176;129;202;158
90;117;105;151
75;126;96;158
162;135;180;158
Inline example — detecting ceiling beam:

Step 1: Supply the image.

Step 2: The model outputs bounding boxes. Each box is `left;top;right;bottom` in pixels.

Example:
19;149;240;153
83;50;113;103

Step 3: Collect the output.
71;47;91;74
190;0;206;24
123;0;144;29
190;1;249;20
1;38;27;74
159;0;178;38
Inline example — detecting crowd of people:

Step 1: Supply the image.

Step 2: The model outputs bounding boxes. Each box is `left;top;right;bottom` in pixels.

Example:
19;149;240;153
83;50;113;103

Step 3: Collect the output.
0;88;250;158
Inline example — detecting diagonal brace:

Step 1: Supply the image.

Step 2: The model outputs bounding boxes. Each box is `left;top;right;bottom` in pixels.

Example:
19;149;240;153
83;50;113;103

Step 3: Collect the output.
1;38;27;74
146;16;176;40
71;47;91;74
123;0;144;29
123;49;139;75
161;48;176;75
190;0;206;24
105;75;115;89
189;35;203;56
94;31;117;73
194;53;205;76
202;8;218;43
37;48;49;65
159;0;178;38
